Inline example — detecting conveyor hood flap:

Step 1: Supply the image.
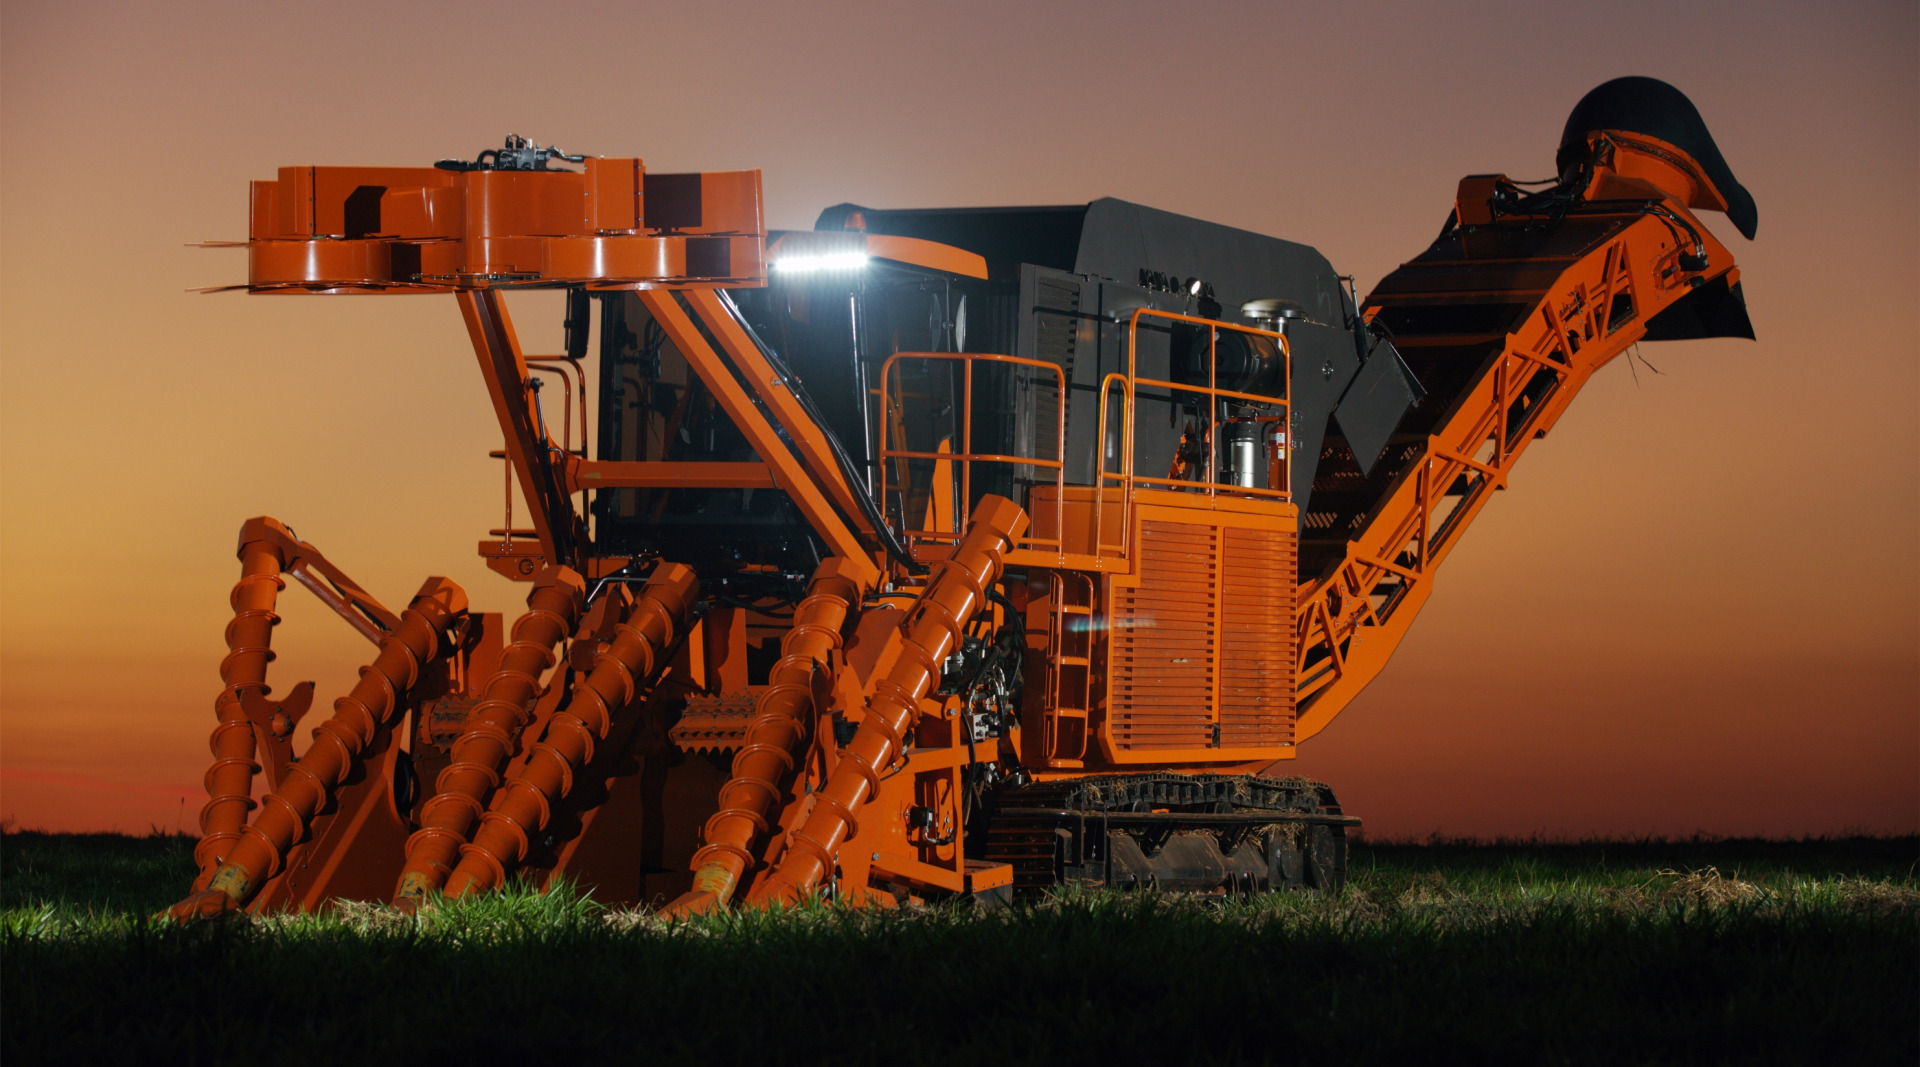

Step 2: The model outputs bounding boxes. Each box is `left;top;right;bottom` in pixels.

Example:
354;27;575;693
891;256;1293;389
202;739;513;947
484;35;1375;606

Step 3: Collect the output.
1558;76;1758;240
1334;334;1424;478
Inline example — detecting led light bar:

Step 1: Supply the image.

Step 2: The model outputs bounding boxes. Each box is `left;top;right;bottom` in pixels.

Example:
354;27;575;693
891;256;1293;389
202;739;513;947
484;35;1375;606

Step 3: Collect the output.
771;251;870;273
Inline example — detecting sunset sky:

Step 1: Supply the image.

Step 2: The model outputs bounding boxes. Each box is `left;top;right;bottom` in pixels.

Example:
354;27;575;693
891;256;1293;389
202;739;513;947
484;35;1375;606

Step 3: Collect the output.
2;0;1913;839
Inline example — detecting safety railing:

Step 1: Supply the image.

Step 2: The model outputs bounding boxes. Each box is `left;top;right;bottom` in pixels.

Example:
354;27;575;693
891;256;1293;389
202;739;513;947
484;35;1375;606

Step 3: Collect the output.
1088;309;1292;557
1124;307;1291;498
878;352;1068;557
879;312;1291;569
1091;372;1134;559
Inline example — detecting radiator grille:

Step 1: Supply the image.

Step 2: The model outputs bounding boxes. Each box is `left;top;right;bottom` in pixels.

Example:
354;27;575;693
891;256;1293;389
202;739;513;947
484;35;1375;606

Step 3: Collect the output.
1107;519;1295;754
1219;526;1296;748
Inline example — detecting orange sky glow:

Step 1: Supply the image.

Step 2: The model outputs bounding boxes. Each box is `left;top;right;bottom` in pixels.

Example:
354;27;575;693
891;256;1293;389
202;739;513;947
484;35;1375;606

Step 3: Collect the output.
2;0;1914;838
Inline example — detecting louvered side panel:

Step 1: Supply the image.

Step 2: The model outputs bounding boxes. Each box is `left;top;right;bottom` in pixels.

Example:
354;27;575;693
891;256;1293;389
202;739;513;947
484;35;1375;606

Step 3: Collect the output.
1108;520;1215;751
1219;526;1296;748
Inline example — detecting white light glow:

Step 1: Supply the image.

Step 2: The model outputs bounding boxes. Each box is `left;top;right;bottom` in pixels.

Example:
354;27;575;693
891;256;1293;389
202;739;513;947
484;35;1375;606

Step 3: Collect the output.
772;252;870;273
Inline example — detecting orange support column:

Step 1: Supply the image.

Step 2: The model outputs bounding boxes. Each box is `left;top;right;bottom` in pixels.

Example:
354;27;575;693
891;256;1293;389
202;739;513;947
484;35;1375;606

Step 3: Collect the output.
444;563;699;898
193;518;292;888
170;578;469;917
394;567;585;906
748;496;1026;906
637;290;878;583
667;557;868;916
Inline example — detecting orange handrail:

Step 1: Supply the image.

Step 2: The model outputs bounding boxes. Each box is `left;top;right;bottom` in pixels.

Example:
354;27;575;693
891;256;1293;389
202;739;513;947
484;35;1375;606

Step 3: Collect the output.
1090;372;1133;560
877;351;1067;553
1121;307;1291;504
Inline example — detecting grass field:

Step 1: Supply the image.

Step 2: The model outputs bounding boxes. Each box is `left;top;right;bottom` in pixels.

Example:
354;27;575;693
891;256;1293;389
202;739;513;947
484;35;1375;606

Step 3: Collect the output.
3;831;1915;1065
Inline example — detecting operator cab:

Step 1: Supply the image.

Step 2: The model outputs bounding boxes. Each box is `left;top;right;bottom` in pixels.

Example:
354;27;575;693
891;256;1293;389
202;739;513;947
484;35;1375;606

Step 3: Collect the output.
587;198;1422;578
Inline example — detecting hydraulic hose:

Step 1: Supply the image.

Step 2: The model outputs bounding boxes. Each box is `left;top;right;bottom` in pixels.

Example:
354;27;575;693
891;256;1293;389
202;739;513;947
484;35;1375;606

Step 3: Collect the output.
748;495;1026;906
393;567;586;906
193;518;291;888
666;557;867;916
443;563;698;898
713;289;923;574
170;577;469;918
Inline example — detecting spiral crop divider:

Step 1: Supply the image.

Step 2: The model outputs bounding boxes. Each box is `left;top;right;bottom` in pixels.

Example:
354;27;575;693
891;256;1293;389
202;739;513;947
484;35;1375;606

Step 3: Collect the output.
393;566;586;905
444;563;698;898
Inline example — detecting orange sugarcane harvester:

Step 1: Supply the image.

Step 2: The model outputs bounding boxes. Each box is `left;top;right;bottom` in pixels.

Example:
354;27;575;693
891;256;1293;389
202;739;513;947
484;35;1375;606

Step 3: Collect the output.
172;79;1757;917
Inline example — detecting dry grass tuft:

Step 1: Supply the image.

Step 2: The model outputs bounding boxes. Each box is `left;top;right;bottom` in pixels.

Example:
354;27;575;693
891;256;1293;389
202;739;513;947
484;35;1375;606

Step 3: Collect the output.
1658;866;1761;907
602;907;663;932
319;899;418;934
1826;877;1920;920
1395;871;1453;907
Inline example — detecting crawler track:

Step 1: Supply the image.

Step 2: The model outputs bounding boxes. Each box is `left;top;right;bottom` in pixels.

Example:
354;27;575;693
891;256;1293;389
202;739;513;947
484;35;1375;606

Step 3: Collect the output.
980;774;1357;897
